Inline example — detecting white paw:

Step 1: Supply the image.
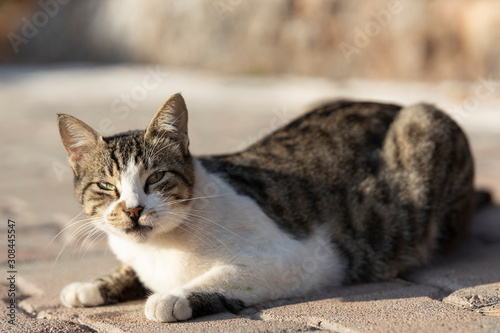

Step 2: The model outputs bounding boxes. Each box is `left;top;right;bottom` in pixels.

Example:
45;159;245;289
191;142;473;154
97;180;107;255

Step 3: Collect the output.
60;282;105;308
145;293;193;322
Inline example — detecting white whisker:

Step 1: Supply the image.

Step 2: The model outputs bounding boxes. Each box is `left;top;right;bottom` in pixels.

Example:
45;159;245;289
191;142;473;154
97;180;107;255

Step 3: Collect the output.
51;217;106;270
157;193;231;210
43;210;86;254
163;210;238;256
80;229;106;261
181;210;254;244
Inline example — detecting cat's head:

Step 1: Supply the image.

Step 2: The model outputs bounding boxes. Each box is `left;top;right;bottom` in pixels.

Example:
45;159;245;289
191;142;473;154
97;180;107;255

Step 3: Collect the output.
58;94;194;242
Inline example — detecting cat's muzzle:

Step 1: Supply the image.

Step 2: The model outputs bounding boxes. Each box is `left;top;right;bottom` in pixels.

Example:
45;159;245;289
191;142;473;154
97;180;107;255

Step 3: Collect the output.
125;224;153;235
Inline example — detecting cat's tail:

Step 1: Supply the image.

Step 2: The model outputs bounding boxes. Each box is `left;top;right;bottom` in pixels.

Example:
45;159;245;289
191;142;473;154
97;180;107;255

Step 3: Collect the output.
475;189;493;211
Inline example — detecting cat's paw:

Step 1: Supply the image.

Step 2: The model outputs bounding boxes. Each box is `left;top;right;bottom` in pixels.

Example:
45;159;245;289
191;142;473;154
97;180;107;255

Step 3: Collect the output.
145;293;192;322
60;282;105;308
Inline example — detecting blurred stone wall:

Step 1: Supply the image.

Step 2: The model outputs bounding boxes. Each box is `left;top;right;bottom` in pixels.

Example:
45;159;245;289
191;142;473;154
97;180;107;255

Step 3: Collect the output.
1;0;499;80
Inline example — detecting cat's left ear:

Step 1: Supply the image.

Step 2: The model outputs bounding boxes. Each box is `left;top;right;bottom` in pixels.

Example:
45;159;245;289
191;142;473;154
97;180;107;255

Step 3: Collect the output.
145;93;189;154
58;114;103;175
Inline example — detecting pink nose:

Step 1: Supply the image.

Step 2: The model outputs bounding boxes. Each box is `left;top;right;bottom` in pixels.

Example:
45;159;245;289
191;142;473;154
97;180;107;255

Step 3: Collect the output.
124;206;143;221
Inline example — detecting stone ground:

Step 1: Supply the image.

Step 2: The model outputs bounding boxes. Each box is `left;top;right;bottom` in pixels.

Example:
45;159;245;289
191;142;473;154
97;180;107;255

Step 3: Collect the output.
0;64;499;332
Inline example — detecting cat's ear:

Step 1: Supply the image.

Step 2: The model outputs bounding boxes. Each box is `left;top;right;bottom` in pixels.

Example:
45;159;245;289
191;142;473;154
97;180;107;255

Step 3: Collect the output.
145;93;189;153
58;114;103;174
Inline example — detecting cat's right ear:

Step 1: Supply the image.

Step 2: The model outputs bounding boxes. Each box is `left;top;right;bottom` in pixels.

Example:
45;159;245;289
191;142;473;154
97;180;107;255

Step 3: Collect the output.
145;93;189;154
58;114;103;175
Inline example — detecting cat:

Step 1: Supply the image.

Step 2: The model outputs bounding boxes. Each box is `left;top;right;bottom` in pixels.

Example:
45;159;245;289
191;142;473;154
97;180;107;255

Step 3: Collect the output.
58;93;476;323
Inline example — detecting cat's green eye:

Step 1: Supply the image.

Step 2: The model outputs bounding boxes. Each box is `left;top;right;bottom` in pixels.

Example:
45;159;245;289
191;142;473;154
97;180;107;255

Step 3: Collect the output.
98;182;116;191
147;171;165;185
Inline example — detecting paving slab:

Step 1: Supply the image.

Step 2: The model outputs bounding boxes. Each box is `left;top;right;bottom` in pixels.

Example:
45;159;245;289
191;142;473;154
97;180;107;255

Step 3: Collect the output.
443;283;500;311
0;196;107;264
401;233;500;325
257;281;500;333
1;65;500;332
41;302;317;333
402;238;500;292
5;252;120;315
0;290;94;333
8;247;500;332
7;252;320;332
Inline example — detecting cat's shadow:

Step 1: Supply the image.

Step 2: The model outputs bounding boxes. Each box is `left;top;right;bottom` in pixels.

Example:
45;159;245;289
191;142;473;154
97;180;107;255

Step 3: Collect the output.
113;206;500;323
236;205;500;319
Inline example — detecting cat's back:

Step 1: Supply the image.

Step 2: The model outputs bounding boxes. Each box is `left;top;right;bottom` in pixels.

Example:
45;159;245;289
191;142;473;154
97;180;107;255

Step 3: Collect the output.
199;100;403;234
200;100;474;282
202;100;407;179
241;100;403;180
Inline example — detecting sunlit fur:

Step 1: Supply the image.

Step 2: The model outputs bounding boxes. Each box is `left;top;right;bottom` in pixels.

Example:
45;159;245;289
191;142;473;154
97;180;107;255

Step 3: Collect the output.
58;94;475;323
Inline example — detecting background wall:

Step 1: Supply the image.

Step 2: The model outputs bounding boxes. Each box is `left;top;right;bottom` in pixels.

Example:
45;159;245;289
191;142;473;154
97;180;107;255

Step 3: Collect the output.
1;0;500;80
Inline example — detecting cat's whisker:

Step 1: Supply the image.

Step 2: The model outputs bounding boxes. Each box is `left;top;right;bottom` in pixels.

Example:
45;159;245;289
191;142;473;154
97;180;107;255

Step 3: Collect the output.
55;217;105;250
168;193;231;205
164;211;237;256
51;220;101;270
80;229;106;261
164;216;220;251
62;221;97;250
181;223;230;253
74;227;98;255
156;210;225;249
183;207;218;213
156;193;231;211
150;219;169;234
76;220;112;260
70;222;104;254
43;210;86;254
76;224;102;253
158;194;174;207
179;210;254;244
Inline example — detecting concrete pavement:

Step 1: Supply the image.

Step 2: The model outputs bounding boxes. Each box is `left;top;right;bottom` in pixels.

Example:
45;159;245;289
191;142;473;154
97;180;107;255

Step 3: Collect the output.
1;64;499;332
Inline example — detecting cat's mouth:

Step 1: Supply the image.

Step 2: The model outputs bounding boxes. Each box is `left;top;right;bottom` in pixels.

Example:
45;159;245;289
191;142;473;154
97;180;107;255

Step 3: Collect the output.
125;225;153;235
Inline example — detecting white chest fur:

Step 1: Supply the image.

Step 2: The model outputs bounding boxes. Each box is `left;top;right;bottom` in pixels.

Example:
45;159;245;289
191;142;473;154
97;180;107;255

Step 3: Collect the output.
108;236;207;293
108;159;345;300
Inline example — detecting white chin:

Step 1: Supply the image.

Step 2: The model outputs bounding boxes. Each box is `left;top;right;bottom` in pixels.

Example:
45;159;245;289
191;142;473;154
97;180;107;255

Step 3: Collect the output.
125;225;152;241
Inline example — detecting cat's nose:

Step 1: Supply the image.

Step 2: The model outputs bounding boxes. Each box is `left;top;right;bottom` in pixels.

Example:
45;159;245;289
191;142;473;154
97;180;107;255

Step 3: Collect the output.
124;206;144;223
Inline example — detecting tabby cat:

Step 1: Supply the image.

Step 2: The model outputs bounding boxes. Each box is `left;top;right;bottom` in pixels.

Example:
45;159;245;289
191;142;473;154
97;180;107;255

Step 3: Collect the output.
58;94;475;322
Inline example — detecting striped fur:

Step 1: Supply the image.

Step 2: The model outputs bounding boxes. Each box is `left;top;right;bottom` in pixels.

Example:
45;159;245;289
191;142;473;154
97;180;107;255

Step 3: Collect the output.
58;94;475;322
201;101;475;282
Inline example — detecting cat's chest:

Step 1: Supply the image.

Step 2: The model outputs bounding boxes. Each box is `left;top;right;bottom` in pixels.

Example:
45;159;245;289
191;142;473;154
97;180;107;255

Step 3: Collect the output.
108;236;205;293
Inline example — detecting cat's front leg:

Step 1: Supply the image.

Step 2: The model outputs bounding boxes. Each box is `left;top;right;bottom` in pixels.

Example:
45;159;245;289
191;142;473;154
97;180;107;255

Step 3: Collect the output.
61;263;147;307
145;265;251;322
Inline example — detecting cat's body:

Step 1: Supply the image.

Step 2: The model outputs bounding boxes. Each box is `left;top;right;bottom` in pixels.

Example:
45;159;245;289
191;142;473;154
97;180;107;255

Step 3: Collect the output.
58;94;475;322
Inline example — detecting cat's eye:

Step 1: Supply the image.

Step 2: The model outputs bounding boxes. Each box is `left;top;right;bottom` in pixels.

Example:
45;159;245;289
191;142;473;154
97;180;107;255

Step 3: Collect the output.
98;182;116;191
146;171;165;185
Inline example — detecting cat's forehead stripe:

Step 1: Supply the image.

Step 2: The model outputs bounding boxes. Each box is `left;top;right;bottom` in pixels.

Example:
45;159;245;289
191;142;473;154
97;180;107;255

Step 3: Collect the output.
108;149;122;176
107;134;146;172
